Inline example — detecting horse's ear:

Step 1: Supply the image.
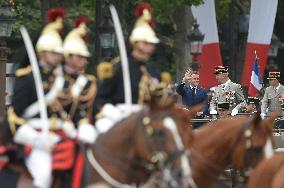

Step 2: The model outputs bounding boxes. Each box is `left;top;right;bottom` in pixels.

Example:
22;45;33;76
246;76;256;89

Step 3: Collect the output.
189;103;204;118
252;111;262;127
149;94;177;111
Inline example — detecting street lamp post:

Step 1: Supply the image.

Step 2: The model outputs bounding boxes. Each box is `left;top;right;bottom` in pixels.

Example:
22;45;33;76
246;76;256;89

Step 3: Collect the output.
188;19;204;72
99;15;115;60
0;2;14;122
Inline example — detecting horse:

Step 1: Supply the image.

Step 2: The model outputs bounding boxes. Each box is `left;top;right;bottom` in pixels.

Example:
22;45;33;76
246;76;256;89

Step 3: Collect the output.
187;113;276;188
247;152;284;188
86;95;202;188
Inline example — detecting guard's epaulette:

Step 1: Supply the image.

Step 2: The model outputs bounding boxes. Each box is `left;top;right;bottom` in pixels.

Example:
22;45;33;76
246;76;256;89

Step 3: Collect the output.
97;62;114;80
15;66;32;77
86;74;96;81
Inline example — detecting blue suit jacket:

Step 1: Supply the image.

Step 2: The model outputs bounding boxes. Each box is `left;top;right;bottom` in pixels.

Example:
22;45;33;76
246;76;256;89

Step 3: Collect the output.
176;83;209;114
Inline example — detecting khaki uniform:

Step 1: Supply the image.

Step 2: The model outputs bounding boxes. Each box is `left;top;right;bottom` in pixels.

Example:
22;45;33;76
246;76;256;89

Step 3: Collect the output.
210;80;246;113
261;84;284;115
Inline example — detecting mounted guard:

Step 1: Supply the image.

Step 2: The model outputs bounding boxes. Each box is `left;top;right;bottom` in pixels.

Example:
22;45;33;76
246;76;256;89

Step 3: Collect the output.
6;7;66;188
95;2;161;132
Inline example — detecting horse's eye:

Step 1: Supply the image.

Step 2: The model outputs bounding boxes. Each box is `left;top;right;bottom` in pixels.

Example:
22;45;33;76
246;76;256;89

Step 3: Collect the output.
252;146;262;155
153;130;165;139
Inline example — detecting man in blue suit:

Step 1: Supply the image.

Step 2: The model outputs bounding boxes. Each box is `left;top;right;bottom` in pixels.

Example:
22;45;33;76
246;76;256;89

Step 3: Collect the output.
176;69;209;116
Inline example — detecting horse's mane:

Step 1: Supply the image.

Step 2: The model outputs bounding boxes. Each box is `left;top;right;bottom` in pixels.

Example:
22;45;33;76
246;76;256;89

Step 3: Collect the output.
191;116;252;158
193;116;249;139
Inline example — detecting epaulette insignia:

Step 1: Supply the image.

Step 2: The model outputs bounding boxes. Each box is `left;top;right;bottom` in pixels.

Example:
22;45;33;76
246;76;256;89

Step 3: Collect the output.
97;62;113;80
86;74;96;81
15;66;32;77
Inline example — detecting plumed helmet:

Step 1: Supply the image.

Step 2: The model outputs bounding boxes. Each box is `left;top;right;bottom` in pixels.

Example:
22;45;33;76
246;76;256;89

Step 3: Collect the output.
129;2;159;44
36;7;65;54
63;16;90;57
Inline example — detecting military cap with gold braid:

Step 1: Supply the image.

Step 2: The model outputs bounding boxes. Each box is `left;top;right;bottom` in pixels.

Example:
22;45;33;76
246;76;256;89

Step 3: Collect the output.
36;8;65;54
63;16;90;57
214;66;229;74
217;102;230;110
129;2;159;44
267;71;280;80
247;96;260;105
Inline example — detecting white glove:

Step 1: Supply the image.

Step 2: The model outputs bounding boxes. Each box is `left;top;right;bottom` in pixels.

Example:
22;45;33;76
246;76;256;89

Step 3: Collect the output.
62;121;77;139
101;104;122;122
14;124;60;151
260;113;266;119
95;118;115;134
231;108;238;116
33;132;60;151
78;124;98;144
210;109;218;115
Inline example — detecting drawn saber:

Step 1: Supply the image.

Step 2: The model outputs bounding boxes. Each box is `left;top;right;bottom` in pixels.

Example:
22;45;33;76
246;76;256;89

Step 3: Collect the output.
109;5;132;111
20;26;49;135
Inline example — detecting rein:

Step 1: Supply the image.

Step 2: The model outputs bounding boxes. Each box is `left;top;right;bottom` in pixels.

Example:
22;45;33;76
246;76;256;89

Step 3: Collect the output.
86;110;182;187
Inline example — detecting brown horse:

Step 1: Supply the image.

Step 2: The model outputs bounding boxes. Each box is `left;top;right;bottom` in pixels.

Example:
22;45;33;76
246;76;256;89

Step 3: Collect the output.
247;152;284;188
86;97;202;188
187;113;276;188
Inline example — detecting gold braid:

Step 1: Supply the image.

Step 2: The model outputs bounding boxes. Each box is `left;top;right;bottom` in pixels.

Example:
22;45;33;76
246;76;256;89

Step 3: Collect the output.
138;65;152;105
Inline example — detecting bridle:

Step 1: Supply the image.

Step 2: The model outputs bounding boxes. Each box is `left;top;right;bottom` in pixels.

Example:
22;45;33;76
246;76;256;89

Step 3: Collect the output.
230;120;270;183
87;110;192;188
187;119;270;187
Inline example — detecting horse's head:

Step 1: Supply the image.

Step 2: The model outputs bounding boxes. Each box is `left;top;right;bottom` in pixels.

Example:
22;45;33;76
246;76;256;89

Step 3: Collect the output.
132;95;197;187
231;112;277;171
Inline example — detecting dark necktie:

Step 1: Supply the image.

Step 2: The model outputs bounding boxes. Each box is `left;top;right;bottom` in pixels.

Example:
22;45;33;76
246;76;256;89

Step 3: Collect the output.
192;87;196;97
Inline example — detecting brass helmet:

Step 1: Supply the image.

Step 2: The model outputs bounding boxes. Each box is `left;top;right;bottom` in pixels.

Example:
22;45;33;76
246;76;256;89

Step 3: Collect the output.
36;8;65;54
63;16;90;57
129;2;159;44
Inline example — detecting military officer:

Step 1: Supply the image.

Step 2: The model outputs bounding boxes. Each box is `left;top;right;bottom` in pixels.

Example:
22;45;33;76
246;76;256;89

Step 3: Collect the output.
244;96;260;113
217;102;230;119
7;8;66;188
210;66;246;116
261;72;284;117
94;2;160;112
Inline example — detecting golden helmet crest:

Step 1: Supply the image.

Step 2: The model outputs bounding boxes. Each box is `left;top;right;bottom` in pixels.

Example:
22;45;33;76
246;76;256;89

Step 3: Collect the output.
36;8;65;54
63;16;90;57
129;3;159;44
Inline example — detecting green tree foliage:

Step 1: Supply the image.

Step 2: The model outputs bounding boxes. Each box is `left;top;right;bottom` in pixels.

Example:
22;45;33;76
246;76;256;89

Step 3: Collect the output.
10;0;41;39
215;0;231;21
7;0;236;74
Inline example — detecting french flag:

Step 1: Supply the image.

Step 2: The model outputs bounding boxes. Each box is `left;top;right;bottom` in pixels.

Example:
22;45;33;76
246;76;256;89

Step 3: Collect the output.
191;0;223;88
242;0;278;86
248;57;262;97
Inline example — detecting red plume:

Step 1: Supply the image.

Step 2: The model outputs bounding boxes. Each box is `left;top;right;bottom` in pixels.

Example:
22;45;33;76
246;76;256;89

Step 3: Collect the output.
46;7;66;23
134;2;156;28
73;16;89;28
134;2;152;17
72;16;89;42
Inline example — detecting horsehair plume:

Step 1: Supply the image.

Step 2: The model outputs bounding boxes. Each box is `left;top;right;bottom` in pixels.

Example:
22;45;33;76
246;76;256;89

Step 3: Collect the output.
73;16;89;42
134;2;156;28
73;15;89;28
134;2;152;17
46;7;66;23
